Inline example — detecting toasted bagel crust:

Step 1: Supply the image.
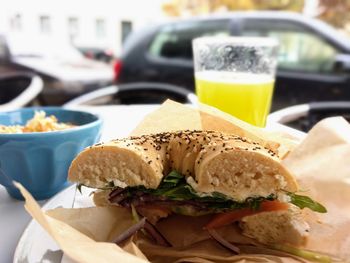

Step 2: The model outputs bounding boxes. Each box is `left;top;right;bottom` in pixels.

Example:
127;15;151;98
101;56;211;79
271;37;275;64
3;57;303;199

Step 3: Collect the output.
69;130;298;201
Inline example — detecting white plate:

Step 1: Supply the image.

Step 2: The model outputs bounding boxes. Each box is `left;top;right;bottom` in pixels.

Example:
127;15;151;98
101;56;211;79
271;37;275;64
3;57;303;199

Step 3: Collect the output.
13;185;94;263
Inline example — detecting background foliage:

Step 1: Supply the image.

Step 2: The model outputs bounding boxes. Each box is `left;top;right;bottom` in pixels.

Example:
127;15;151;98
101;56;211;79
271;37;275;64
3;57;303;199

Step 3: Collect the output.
163;0;350;30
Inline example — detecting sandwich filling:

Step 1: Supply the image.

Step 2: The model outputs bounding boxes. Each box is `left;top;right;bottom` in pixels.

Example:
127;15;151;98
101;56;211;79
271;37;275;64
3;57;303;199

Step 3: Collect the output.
108;171;276;216
90;171;326;221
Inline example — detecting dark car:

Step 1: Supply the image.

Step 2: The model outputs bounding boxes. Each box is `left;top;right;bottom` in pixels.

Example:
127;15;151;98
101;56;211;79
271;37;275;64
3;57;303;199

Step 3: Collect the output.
115;11;350;110
0;34;113;105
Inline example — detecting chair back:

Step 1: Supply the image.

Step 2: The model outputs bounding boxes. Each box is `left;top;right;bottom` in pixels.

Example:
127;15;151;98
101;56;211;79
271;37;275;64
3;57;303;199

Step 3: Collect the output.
64;82;197;107
268;101;350;132
0;72;43;111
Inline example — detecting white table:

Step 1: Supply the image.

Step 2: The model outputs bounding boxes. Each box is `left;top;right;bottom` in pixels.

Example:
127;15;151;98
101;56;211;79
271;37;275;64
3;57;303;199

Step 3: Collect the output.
0;105;304;263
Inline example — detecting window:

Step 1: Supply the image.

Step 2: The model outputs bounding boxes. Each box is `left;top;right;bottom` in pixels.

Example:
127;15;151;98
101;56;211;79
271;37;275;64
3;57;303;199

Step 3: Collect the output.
241;20;338;73
9;14;22;32
149;20;230;60
95;19;106;38
121;21;132;43
68;17;79;40
39;16;51;34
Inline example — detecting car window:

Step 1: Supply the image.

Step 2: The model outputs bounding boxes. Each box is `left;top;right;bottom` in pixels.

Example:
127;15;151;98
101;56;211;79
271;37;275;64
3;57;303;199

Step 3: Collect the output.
241;20;339;73
149;20;230;60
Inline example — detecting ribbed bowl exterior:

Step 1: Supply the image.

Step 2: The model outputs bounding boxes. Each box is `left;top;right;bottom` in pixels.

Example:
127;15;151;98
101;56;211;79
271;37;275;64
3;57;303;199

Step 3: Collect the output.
0;107;102;200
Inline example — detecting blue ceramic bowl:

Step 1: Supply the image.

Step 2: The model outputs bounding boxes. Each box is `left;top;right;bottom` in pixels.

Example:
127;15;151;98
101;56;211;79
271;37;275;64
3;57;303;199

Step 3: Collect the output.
0;107;102;200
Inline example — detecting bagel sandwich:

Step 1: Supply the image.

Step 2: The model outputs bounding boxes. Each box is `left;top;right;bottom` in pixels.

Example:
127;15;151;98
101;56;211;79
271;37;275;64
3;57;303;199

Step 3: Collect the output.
68;130;326;248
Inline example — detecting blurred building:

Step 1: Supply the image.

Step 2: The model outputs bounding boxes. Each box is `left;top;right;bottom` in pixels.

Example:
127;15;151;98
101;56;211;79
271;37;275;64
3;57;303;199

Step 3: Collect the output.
0;0;168;56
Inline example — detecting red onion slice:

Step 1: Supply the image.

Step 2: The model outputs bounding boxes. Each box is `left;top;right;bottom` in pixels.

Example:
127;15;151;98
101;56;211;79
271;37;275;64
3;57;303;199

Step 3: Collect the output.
207;228;240;254
143;220;171;247
109;188;127;204
111;217;171;247
112;217;147;245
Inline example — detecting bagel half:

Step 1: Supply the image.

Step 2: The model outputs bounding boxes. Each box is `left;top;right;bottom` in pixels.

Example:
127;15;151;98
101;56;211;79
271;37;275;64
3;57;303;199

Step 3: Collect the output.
68;130;328;249
69;130;297;201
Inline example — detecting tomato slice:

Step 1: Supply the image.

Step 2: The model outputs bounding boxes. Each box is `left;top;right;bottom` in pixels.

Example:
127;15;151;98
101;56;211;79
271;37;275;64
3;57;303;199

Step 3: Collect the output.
205;200;289;229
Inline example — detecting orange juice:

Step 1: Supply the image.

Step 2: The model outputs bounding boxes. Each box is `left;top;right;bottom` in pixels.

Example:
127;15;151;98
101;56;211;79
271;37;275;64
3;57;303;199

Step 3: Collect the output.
195;72;274;127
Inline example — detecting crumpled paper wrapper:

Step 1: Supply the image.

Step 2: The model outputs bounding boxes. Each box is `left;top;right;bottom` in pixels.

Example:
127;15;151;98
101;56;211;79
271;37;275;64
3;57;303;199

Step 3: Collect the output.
131;101;299;158
282;117;350;260
16;100;350;262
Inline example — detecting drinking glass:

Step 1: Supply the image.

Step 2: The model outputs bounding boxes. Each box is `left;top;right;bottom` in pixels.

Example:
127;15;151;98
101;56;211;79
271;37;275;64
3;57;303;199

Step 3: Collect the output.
192;37;278;127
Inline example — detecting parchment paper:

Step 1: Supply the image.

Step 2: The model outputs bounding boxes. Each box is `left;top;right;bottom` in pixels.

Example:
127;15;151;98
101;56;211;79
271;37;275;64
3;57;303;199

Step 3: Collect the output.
132;100;298;157
282;117;350;260
16;101;350;262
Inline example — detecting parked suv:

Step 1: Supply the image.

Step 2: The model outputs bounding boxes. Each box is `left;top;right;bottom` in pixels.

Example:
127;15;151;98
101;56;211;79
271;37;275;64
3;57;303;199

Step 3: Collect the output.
115;11;350;110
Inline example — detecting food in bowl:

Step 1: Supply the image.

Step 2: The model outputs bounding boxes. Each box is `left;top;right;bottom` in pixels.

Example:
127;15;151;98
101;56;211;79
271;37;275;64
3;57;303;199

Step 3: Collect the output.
0;111;75;133
0;107;102;200
69;130;327;258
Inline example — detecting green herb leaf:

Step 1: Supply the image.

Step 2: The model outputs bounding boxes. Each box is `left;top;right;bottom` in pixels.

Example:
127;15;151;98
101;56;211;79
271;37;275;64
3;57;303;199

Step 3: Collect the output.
159;170;183;188
288;192;327;213
270;244;332;263
210;192;229;200
157;184;197;200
